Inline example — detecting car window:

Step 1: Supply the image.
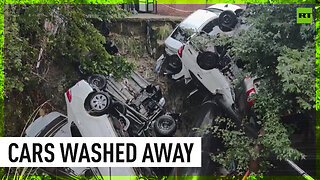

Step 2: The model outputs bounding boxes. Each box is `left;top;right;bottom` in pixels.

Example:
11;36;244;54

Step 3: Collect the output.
171;26;195;43
201;18;219;33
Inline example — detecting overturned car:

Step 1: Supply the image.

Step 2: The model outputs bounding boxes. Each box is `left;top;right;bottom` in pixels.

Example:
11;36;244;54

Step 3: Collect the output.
25;71;178;177
85;72;179;137
158;7;259;138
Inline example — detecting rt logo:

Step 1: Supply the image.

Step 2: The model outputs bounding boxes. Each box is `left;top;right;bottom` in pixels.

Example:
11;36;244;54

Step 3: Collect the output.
297;8;312;23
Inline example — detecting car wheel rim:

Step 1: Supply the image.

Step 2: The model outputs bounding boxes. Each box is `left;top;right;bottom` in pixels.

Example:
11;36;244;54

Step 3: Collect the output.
91;78;103;88
223;15;231;24
90;94;108;111
159;119;173;130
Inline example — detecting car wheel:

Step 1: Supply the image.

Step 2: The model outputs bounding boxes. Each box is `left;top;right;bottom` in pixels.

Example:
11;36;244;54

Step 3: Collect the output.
154;115;177;137
89;91;112;116
166;55;182;75
218;10;238;31
197;51;220;70
87;74;106;90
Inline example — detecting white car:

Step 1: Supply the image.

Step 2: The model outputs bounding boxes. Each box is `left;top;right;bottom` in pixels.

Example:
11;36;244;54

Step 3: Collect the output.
175;41;242;123
25;80;138;177
25;71;178;177
163;12;258;136
164;3;243;56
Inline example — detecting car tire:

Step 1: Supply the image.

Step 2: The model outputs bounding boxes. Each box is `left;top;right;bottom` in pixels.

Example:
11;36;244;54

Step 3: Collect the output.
166;55;182;75
218;10;238;31
87;74;107;90
197;51;220;70
88;91;112;116
154;115;177;137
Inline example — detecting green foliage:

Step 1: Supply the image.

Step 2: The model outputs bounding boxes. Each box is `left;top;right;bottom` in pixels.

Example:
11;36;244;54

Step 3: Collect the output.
0;97;3;137
154;24;172;41
4;4;131;137
252;87;306;162
47;5;132;79
316;6;320;111
0;0;3;137
81;55;134;78
0;0;3;118
193;4;315;175
234;4;315;115
4;5;34;95
112;34;146;59
207;117;256;174
5;4;132;94
5;0;126;4
3;0;318;4
316;5;320;178
276;45;315;111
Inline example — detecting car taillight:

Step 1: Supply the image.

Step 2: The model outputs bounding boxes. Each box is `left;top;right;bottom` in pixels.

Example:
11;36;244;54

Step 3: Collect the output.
177;45;184;58
66;89;72;102
246;88;256;107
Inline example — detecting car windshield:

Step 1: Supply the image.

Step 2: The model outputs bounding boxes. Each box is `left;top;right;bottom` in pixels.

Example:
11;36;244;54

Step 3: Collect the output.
171;26;195;43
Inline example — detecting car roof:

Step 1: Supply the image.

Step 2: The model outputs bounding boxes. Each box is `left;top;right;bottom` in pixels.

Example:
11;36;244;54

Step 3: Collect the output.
207;3;242;12
179;9;218;31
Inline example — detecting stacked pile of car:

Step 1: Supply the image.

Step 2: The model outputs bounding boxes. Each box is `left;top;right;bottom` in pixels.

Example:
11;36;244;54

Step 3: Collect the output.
25;3;251;177
25;3;313;178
